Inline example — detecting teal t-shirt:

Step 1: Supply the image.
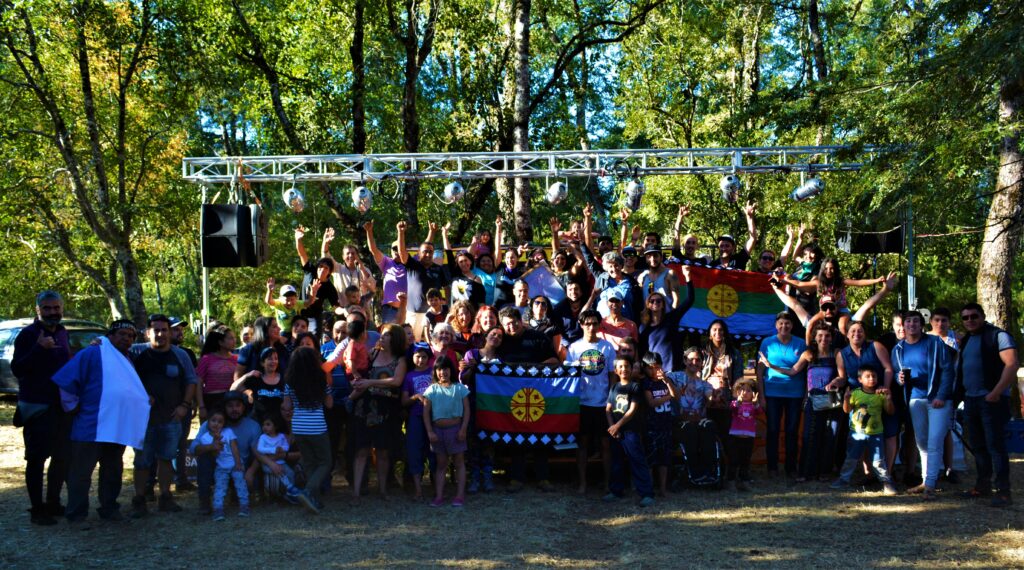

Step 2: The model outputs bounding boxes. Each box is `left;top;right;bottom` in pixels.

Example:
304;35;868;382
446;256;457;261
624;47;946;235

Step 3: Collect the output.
424;382;470;422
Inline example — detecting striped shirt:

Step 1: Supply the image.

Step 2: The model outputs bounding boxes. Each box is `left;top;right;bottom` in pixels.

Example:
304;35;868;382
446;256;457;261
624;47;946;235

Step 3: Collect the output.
283;384;328;435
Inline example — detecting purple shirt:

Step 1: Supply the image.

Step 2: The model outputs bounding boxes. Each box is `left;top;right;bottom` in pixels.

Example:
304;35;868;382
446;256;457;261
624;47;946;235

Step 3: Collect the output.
380;256;407;304
401;368;433;416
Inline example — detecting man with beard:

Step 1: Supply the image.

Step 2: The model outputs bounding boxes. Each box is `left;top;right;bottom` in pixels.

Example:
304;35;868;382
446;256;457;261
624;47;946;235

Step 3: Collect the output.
12;290;72;525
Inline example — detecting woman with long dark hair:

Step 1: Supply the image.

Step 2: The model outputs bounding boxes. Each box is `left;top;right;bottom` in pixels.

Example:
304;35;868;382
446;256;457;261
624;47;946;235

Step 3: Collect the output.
701;319;744;441
234;316;288;381
282;346;332;512
349;323;408;499
196;325;238;420
638;267;695;373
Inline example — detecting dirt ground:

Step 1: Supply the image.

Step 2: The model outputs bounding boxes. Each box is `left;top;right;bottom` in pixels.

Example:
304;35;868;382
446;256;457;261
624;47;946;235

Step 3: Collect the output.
0;398;1022;569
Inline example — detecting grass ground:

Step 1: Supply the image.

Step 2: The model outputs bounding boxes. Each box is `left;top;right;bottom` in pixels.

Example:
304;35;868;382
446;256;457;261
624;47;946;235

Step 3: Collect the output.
0;398;1021;569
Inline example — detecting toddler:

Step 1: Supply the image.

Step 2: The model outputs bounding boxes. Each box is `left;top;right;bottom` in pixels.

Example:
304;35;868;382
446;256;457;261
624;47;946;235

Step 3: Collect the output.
194;409;250;520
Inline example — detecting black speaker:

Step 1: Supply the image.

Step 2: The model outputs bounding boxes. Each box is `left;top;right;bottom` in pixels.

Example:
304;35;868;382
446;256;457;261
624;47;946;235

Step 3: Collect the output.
837;226;904;255
201;204;269;267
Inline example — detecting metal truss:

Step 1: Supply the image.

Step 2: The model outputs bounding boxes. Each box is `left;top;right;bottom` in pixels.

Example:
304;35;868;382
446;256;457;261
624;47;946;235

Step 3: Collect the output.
183;145;880;184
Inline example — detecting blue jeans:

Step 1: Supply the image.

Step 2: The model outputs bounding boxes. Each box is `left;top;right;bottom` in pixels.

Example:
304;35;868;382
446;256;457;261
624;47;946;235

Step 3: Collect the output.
213;467;249;510
908;398;952;489
964;395;1011;494
765;396;803;475
135;420;182;467
838;433;892;484
405;414;435;476
609;430;653;498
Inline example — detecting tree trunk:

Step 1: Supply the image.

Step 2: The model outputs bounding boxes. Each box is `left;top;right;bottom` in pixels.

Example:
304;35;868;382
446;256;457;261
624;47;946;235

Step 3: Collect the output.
977;66;1023;332
807;0;828;82
350;0;366;154
511;0;532;242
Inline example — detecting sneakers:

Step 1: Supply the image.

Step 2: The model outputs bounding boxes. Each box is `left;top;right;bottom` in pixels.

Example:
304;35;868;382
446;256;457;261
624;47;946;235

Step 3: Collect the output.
466;478;480;494
429;497;445;507
639;496;655;508
45;502;65;517
212;509;225;522
198;496;212;516
130;496;148;519
906;484;927;495
238;504;250;517
601;493;621;503
882;483;898;496
158;493;182;513
283;491;300;505
922;488;938;501
296;491;320;514
830;479;851;490
451;496;464;507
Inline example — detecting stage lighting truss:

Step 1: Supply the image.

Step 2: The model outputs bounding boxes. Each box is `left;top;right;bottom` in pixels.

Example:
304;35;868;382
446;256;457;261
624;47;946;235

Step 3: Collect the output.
184;146;880;185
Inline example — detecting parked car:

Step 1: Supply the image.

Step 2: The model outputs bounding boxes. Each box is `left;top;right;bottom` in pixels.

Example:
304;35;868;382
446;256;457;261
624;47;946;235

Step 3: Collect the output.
0;318;107;394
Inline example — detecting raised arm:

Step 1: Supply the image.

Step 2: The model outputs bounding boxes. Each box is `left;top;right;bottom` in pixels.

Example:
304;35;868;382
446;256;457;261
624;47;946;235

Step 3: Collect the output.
493;216;503;268
364;221;385;267
743;200;757;254
618;207;631;250
771;280;810;326
320;227;336;259
780;224;796;267
441;221;453;252
396;221;409;264
672;205;688;259
424;221;438;247
295;226;310;267
848;272;897;330
582;203;595;251
264;277;275;307
549;217;562;260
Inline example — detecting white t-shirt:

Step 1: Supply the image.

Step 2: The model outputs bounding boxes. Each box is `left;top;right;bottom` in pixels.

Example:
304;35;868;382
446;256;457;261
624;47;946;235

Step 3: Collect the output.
197;427;238;470
567;338;617;407
257;433;290;465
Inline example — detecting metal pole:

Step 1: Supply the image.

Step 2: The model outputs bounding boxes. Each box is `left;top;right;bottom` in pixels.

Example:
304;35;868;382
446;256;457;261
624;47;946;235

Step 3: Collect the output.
201;185;210;333
906;204;916;310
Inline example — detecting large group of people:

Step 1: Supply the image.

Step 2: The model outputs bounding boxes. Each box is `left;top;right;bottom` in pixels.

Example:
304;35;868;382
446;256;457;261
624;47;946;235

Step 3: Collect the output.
12;202;1020;525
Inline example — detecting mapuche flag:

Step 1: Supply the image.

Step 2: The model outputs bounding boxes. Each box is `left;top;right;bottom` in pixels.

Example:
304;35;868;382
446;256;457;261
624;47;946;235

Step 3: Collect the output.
675;264;785;338
475;363;580;445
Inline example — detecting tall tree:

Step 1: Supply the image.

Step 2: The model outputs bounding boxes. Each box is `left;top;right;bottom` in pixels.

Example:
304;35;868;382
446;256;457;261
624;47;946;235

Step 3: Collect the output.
0;0;177;325
385;0;442;235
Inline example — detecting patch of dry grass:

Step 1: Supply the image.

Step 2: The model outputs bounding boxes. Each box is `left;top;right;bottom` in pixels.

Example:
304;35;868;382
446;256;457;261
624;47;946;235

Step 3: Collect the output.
0;409;1021;569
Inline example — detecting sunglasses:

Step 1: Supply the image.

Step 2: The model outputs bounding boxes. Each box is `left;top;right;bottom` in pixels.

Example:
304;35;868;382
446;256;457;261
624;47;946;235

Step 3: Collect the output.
960;313;981;321
821;304;837;311
623;252;637;258
607;298;622;304
648;298;664;305
761;255;775;261
532;300;547;306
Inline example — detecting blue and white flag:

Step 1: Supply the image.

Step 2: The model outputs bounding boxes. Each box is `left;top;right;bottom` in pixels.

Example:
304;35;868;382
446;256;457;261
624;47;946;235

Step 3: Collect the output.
53;337;150;448
522;264;566;304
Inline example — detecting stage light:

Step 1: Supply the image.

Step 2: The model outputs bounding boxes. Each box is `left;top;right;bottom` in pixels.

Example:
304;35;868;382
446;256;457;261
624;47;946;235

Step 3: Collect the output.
282;183;305;213
351;185;372;213
720;174;742;203
790;176;824;202
442;181;465;204
624;178;645;211
545;181;568;205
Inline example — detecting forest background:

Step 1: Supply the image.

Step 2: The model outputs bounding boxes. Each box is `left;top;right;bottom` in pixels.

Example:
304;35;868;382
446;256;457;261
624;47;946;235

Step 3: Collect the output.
0;0;1021;341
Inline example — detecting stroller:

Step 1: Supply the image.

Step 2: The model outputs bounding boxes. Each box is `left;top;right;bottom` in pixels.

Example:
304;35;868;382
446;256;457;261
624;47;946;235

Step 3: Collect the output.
673;418;724;490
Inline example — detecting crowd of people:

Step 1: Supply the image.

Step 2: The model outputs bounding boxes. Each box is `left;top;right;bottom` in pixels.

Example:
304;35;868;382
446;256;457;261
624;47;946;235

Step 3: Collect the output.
12;202;1019;525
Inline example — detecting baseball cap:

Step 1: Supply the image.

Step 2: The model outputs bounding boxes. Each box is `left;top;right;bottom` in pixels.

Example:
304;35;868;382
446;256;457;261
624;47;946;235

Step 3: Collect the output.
717;234;736;244
643;246;663;256
168;316;185;328
280;285;298;297
819;294;837;307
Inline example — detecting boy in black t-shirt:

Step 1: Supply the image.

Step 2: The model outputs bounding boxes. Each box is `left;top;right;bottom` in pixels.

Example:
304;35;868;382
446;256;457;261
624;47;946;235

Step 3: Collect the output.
604;356;655;507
